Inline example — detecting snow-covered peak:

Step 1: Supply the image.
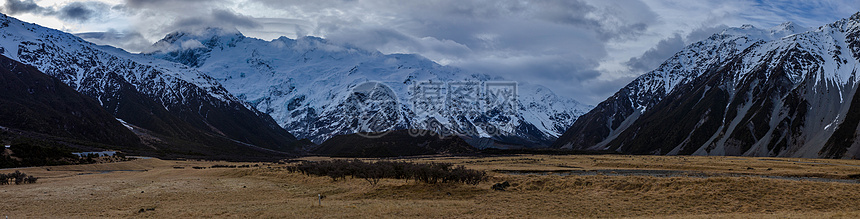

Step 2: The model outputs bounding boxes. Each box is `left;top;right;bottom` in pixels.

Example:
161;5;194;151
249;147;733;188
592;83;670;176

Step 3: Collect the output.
0;13;307;152
769;21;807;36
0;13;241;105
619;21;814;112
719;22;806;41
720;24;757;37
150;27;246;53
145;27;591;146
159;27;245;43
556;11;860;158
824;12;860;34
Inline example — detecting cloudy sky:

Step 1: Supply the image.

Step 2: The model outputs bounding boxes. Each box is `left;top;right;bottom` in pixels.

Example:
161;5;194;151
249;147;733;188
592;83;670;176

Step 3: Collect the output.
2;0;858;105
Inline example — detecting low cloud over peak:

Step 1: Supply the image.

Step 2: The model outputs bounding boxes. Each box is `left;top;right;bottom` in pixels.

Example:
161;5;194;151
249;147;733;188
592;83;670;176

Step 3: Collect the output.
5;0;857;105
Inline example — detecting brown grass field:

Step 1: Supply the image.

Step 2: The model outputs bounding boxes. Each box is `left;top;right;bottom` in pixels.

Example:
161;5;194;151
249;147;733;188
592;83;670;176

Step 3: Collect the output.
2;155;860;218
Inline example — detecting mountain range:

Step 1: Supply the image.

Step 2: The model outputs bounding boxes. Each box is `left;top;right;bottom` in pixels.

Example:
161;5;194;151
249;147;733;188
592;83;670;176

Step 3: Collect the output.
0;13;301;159
0;12;590;159
5;10;860;160
143;27;591;147
554;12;860;159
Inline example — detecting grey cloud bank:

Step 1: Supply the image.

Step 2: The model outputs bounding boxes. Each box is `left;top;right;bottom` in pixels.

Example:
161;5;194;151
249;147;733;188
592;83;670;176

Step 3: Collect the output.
1;0;857;105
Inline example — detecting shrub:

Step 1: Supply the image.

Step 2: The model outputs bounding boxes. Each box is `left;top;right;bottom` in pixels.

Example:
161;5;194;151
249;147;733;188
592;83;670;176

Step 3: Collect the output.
492;181;511;191
290;159;485;186
0;171;37;185
24;175;37;184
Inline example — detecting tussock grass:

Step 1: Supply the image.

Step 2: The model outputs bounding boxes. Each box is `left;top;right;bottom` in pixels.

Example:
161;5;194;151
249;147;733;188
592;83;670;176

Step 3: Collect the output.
2;155;860;218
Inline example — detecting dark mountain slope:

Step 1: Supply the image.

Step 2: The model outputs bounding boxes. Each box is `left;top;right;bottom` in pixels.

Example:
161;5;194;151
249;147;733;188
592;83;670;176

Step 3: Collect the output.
0;54;141;148
555;12;860;158
0;13;303;157
313;130;476;157
553;23;803;151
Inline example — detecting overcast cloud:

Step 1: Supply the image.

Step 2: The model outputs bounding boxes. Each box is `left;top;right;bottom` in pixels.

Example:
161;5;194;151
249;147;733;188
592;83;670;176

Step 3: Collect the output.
1;0;857;105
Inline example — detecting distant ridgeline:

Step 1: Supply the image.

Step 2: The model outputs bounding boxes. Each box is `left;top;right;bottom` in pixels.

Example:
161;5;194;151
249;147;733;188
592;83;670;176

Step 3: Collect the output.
313;130;476;157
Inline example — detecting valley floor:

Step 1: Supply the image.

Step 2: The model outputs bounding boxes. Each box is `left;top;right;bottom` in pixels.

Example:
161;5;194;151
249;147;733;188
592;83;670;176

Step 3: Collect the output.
2;155;860;218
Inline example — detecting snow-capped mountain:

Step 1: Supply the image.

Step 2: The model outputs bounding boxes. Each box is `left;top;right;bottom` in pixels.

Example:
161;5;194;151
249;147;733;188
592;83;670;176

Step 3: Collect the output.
554;12;860;158
0;53;141;149
0;14;301;157
146;28;591;146
553;22;807;150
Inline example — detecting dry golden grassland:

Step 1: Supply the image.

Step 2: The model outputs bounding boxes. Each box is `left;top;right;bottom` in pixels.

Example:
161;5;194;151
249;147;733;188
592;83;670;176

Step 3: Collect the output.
2;155;860;218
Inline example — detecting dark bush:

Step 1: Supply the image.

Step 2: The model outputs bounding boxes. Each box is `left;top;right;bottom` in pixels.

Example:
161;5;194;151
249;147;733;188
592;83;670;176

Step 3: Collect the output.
210;164;237;168
0;142;86;168
492;181;511;191
289;159;485;186
0;171;37;185
24;175;37;184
